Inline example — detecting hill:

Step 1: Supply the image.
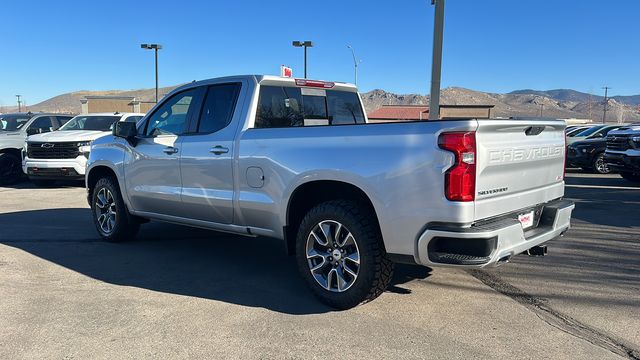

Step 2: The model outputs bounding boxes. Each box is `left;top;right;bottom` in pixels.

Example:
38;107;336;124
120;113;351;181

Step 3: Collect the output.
361;87;640;123
6;85;640;123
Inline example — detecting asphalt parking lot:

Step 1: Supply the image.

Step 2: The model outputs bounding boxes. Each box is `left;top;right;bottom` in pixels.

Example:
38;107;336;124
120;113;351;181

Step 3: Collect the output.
0;172;638;359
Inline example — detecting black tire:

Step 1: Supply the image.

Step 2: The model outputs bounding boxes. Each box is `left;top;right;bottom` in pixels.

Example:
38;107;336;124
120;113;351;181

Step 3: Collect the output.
91;176;139;242
0;153;23;186
30;179;56;187
592;153;611;174
295;200;394;309
620;172;640;183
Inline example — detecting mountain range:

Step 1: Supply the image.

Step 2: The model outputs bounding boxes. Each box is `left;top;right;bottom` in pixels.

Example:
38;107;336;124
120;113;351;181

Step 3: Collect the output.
3;86;639;123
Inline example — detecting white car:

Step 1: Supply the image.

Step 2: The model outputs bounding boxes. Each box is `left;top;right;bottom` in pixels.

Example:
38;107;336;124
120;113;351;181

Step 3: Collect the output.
23;112;144;186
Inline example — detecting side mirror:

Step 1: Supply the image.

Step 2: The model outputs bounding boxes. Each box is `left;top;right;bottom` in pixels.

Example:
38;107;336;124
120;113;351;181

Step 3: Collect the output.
113;121;138;146
26;128;40;136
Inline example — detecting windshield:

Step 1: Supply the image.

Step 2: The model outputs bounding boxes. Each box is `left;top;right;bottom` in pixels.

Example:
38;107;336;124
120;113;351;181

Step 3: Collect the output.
59;115;121;131
0;115;31;131
573;125;605;137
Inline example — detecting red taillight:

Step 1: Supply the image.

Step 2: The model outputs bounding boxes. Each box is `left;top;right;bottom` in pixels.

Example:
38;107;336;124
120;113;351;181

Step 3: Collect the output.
295;79;335;88
438;132;476;202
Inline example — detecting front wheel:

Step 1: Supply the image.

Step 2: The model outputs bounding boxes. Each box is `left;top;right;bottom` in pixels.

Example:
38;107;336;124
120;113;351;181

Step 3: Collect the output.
620;172;640;183
0;153;23;186
295;200;393;309
91;177;139;242
592;153;611;174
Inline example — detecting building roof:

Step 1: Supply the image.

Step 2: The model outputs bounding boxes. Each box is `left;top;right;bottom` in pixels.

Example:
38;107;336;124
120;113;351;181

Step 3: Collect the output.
367;105;429;120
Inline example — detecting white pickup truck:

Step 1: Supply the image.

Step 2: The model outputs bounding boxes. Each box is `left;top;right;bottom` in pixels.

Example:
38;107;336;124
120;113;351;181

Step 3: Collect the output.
24;112;144;186
86;75;574;308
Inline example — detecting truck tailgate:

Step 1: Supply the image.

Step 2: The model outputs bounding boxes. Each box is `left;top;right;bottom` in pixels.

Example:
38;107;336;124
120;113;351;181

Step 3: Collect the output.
474;119;566;220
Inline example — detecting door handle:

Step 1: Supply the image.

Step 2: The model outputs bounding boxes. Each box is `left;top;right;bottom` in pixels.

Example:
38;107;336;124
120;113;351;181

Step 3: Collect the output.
163;146;179;155
209;145;229;155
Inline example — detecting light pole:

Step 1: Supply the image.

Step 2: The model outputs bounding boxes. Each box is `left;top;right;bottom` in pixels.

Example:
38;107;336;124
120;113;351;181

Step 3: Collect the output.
539;104;544;117
141;43;163;103
292;41;313;78
428;0;445;120
15;95;22;112
602;86;610;124
347;45;362;88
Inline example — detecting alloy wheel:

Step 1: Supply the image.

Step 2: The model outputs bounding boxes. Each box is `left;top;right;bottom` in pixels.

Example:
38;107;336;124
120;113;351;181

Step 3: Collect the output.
595;154;610;174
95;187;117;234
306;220;360;292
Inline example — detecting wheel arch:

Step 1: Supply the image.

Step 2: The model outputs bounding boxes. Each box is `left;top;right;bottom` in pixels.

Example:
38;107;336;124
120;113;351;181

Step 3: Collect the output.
0;147;22;157
283;179;383;256
86;164;126;206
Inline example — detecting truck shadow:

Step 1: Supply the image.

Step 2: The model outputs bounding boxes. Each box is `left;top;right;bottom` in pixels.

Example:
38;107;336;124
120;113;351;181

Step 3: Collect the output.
0;208;430;315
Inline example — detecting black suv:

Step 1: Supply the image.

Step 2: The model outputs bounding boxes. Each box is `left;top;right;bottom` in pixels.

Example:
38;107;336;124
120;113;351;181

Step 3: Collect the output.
567;137;610;174
604;124;640;182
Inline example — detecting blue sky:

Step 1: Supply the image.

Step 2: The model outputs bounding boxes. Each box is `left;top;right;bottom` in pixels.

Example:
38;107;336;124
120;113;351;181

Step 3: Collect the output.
1;0;639;107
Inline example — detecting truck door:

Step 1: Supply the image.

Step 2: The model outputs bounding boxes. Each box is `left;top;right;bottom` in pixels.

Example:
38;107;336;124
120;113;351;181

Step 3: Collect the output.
178;83;242;224
125;87;204;217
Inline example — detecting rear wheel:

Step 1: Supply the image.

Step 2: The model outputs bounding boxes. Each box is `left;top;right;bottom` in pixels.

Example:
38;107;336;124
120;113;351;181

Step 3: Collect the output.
592;153;611;174
295;200;393;309
91;177;139;242
620;172;640;183
0;153;23;186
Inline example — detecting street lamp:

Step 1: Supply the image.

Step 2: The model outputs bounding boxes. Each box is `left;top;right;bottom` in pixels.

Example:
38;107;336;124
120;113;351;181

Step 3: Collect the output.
292;41;313;78
428;0;445;120
15;95;22;112
347;45;362;88
140;43;163;103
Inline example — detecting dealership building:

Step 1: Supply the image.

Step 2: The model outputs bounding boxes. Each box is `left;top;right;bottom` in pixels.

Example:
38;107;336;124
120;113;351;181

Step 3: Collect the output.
80;96;157;114
367;104;495;122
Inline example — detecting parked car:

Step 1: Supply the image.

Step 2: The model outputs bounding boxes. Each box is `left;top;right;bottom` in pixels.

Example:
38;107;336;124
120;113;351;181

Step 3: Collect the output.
566;137;610;174
23;112;144;186
85;75;574;309
567;124;624;144
566;126;592;137
0;112;75;185
604;123;640;182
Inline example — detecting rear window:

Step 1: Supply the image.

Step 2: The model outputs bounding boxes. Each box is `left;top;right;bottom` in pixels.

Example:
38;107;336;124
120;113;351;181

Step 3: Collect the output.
254;86;365;128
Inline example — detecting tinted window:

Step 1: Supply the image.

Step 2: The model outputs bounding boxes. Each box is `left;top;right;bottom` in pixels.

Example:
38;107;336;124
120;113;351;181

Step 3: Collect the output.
197;83;241;133
254;86;365;128
56;116;73;126
29;117;55;132
59;116;120;131
575;125;604;137
302;95;327;120
0;115;31;131
255;86;303;128
125;116;143;123
598;127;619;137
145;89;199;136
327;91;366;125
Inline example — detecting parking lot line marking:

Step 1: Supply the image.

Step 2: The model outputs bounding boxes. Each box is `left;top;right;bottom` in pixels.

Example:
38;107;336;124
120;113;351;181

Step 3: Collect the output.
566;184;640;191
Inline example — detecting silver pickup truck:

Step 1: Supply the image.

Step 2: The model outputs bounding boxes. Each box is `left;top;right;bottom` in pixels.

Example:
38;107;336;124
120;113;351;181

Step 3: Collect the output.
86;75;574;308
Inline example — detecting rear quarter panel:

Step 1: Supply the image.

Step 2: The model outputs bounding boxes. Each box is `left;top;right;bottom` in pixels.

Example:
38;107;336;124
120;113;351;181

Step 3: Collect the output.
236;120;477;256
